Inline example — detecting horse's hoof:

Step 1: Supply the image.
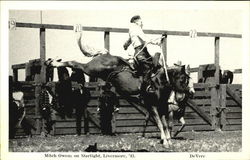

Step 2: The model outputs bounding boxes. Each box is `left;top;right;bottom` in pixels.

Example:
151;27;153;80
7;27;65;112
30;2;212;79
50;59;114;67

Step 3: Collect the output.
163;142;170;149
167;139;173;146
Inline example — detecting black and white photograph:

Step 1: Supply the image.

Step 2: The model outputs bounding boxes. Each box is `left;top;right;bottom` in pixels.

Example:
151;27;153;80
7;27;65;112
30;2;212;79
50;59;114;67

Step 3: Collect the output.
1;1;250;160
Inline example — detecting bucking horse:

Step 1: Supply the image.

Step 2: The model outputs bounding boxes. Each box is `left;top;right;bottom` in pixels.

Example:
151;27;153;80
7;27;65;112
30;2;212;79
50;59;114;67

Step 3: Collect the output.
45;32;194;148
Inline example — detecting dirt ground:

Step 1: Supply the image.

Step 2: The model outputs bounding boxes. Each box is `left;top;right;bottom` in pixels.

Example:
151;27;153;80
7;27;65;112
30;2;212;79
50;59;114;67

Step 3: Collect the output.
9;131;241;152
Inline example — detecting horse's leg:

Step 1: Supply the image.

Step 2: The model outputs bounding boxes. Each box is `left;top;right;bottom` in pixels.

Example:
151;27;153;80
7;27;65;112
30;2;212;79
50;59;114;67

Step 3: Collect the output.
151;106;169;147
173;116;186;137
143;111;150;137
168;111;174;138
161;114;172;147
48;60;94;76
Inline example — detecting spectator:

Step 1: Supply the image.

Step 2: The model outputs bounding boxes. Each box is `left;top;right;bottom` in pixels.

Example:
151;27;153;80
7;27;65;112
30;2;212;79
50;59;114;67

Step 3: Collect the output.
9;80;36;138
56;66;72;118
39;83;57;136
71;68;91;135
98;83;119;135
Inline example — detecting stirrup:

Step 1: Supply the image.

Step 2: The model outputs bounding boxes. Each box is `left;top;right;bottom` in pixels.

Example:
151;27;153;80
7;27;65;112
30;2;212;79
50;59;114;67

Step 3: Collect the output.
146;85;155;93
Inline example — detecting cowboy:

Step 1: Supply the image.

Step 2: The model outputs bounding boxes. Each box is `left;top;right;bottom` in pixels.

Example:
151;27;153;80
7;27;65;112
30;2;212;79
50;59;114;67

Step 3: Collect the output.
70;68;91;135
98;83;119;135
123;15;166;92
39;83;57;136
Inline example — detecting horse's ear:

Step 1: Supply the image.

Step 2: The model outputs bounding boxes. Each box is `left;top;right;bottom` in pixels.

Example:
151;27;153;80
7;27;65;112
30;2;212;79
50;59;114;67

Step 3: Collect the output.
185;65;191;75
180;65;186;73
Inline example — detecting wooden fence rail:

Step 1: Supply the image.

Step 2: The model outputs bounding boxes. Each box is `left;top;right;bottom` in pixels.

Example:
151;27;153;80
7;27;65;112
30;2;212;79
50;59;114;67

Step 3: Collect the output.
15;22;242;38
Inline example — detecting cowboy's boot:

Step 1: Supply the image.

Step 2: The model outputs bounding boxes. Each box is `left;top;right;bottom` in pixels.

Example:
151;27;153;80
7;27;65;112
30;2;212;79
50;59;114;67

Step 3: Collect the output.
144;71;156;93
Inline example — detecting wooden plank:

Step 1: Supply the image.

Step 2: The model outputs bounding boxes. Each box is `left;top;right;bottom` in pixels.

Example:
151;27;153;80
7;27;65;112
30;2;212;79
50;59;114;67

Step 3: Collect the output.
193;83;211;89
55;127;101;135
12;63;26;69
227;84;242;89
55;121;96;128
186;99;212;126
117;113;146;120
226;85;242;108
196;32;242;38
88;98;212;108
226;100;242;107
193;100;211;106
193;91;211;98
225;107;242;112
225;119;242;125
190;67;199;73
88;107;139;114
116;118;209;127
184;112;211;119
15;22;242;38
116;119;154;127
116;126;159;133
185;105;211;112
233;69;242;74
19;81;36;85
180;124;213;132
116;124;213;133
226;112;242;119
223;124;242;131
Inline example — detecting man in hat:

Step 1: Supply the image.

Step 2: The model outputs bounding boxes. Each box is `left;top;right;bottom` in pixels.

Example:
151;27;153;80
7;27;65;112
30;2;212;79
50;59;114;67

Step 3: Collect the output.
39;83;57;136
70;68;91;135
123;15;166;93
98;83;119;135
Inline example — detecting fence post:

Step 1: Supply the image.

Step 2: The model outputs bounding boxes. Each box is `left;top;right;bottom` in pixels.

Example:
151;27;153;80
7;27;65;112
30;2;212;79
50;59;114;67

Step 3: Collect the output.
210;36;221;131
162;35;167;65
219;84;227;130
34;28;47;135
210;85;218;130
104;31;110;52
40;28;46;83
13;69;18;82
214;37;220;84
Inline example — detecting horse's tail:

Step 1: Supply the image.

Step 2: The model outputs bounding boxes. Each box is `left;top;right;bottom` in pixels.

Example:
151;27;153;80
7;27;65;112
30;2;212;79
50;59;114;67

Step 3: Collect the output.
77;32;94;57
77;32;108;57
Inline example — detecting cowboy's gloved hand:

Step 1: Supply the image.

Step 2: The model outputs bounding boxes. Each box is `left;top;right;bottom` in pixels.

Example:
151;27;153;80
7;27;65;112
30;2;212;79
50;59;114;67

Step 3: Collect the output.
162;33;167;38
123;38;131;50
123;43;129;50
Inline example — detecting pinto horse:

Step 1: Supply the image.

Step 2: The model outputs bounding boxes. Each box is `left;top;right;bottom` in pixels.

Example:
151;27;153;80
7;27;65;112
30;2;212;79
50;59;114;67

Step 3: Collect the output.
45;54;193;148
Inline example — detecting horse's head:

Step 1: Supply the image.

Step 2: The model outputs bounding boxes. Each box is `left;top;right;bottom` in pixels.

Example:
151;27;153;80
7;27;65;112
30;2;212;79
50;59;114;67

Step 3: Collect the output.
168;65;195;96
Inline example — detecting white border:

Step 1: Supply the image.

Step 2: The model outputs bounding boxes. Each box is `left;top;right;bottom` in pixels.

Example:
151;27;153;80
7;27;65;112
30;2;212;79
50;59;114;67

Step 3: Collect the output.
1;1;250;160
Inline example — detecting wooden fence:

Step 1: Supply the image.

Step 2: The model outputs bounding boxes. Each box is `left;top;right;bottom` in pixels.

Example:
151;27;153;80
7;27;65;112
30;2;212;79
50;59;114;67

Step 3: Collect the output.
14;81;242;136
10;21;242;136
